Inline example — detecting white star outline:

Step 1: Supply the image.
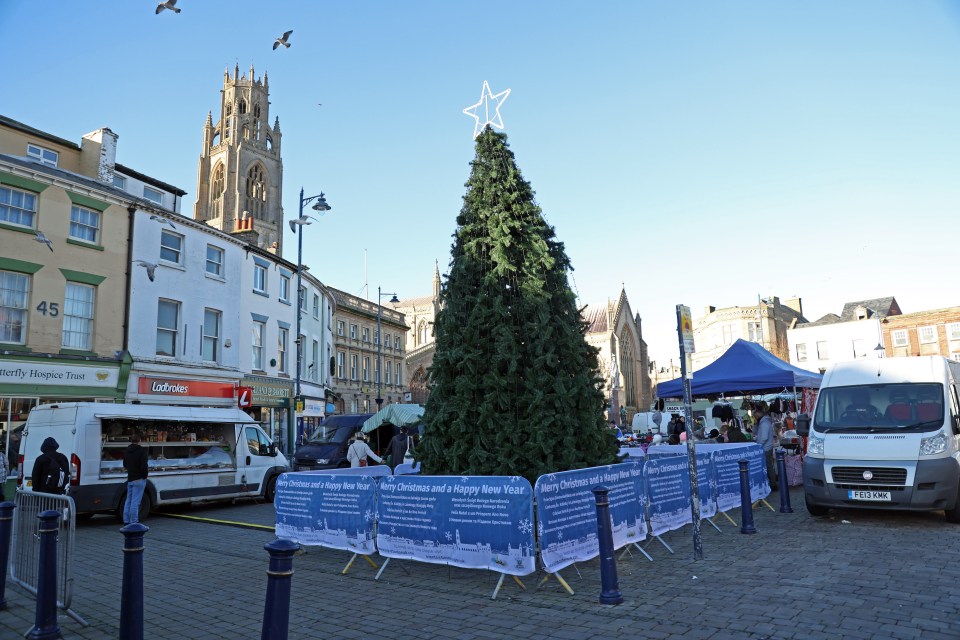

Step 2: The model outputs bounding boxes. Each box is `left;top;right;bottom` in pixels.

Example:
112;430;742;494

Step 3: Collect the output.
462;80;511;139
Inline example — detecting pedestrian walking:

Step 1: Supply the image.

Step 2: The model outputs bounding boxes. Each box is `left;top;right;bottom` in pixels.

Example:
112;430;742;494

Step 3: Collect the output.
346;432;382;468
123;434;149;524
386;426;410;470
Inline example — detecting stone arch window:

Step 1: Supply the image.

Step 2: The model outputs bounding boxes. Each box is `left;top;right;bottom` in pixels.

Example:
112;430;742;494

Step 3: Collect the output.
210;164;225;219
255;119;261;140
242;124;250;140
254;104;261;118
239;99;247;115
618;331;637;408
245;164;267;219
265;135;273;151
225;105;232;139
417;320;428;346
211;130;220;146
410;366;429;405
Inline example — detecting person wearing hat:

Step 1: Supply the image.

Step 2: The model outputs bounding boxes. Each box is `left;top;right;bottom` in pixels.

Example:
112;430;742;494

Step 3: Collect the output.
346;431;382;468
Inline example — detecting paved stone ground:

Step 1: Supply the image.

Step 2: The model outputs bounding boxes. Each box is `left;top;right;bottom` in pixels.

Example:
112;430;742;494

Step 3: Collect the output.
2;488;959;639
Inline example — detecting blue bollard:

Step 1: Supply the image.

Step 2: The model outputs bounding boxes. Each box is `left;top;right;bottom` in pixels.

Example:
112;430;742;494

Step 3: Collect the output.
738;460;757;535
0;501;15;610
591;486;623;605
776;450;794;513
27;510;62;640
119;523;149;640
261;538;300;640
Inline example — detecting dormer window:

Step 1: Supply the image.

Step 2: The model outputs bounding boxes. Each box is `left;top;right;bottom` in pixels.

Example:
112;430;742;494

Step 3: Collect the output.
27;144;58;167
855;306;869;321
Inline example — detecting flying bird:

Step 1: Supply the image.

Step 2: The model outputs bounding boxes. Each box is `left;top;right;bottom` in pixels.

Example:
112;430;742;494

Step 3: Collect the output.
273;30;293;50
150;214;176;229
155;0;180;14
34;230;53;252
135;260;158;282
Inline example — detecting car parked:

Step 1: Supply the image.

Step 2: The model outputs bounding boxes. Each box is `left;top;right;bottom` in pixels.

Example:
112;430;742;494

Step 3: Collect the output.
293;414;374;470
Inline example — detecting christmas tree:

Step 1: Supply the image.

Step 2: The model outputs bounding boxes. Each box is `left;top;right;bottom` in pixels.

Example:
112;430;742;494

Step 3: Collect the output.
417;127;618;483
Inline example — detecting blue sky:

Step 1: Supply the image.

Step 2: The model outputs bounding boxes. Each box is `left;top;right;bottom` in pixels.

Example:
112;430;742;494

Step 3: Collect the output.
2;1;959;365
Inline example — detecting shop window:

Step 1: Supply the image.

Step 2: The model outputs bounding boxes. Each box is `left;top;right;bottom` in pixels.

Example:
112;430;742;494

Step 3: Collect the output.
62;282;95;351
202;308;221;362
156;299;179;357
919;326;938;344
252;320;265;370
99;419;238;476
0;270;30;344
892;330;908;347
795;343;807;362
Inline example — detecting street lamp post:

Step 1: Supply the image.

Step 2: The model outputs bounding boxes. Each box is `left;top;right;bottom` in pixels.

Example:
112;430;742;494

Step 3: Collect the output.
376;286;400;411
290;188;331;445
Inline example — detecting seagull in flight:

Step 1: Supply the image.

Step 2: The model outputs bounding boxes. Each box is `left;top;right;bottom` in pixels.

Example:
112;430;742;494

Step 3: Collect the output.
273;30;293;50
34;230;53;252
150;214;176;229
155;0;181;14
135;260;158;282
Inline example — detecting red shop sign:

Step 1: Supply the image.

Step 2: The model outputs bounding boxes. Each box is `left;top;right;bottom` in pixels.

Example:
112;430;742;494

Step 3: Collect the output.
237;386;253;408
138;377;236;398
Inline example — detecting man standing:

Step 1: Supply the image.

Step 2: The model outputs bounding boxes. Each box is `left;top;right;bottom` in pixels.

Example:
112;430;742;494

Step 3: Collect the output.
123;434;149;524
754;406;779;491
31;437;69;495
386;426;410;470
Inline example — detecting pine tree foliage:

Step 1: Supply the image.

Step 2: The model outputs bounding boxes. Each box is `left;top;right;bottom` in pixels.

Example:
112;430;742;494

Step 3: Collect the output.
418;128;618;484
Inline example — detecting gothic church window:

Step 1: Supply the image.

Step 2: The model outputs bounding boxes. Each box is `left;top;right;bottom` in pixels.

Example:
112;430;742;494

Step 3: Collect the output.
210;164;224;219
242;124;250;140
239;99;247;115
245;164;266;219
254;104;261;118
225;105;232;139
417;320;428;346
266;135;273;151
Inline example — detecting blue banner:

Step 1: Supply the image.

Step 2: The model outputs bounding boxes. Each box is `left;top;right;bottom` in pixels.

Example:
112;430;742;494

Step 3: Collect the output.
376;475;535;576
274;472;377;554
710;444;759;512
743;444;772;503
535;462;646;573
645;452;715;536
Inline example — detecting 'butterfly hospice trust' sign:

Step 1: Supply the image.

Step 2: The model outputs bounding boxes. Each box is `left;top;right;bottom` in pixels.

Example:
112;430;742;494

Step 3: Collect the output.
274;472;377;554
376;475;535;576
535;462;646;574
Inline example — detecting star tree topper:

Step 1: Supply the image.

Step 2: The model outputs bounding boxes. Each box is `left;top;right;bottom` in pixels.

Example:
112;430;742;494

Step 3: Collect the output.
462;80;511;139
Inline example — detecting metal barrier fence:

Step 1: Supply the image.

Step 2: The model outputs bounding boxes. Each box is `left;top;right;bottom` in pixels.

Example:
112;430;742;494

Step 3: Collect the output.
11;489;86;625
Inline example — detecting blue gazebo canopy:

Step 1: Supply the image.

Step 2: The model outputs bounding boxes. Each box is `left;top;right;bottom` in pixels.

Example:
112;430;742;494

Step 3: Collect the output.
656;339;822;399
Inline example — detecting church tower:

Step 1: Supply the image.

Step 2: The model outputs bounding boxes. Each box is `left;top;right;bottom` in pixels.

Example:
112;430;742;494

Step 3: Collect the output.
194;65;285;254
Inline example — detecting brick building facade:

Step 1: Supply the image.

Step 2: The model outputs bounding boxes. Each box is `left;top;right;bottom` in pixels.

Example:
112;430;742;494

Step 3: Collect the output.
881;306;960;361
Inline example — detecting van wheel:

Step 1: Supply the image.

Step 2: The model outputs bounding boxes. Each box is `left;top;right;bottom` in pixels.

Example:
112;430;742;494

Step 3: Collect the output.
805;494;829;517
945;485;960;523
114;491;152;523
264;475;278;502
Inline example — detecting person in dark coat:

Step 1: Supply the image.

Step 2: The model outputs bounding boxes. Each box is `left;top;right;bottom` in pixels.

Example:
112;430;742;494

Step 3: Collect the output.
122;434;150;524
31;437;69;494
386;426;410;469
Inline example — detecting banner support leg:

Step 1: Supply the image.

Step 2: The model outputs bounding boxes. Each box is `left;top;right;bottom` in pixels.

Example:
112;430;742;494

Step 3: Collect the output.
655;535;674;554
719;510;738;526
374;557;391;581
704;517;722;533
491;573;505;600
342;553;358;575
631;542;654;562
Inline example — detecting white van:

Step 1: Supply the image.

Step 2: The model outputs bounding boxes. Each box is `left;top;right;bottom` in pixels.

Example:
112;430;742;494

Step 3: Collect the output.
797;357;960;522
18;402;289;520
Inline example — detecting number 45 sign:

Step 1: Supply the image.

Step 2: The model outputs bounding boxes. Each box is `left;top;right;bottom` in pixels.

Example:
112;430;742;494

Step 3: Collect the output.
36;301;60;317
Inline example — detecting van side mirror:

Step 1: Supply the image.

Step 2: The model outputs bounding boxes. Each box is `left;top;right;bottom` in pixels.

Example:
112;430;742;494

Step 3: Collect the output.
796;413;811;437
269;442;278;457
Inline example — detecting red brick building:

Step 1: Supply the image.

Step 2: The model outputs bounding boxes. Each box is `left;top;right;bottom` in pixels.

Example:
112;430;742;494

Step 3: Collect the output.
881;306;960;361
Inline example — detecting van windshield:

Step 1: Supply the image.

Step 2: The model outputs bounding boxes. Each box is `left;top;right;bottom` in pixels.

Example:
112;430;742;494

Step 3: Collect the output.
308;425;356;445
814;383;944;430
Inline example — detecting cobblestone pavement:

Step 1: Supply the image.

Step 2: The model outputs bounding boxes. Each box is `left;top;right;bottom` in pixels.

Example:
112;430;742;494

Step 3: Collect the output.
1;488;959;640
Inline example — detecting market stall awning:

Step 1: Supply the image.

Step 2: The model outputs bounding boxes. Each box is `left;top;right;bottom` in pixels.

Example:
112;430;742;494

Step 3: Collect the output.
361;404;425;433
656;339;822;399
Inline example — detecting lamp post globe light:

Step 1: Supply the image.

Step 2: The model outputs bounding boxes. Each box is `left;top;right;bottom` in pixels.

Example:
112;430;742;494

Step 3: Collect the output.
376;286;400;411
290;188;331;445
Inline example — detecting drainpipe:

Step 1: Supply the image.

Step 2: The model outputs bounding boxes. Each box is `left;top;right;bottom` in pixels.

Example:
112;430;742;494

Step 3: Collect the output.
124;206;135;351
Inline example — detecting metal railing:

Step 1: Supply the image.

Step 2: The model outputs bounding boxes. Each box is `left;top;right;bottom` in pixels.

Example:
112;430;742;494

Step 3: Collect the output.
11;489;86;625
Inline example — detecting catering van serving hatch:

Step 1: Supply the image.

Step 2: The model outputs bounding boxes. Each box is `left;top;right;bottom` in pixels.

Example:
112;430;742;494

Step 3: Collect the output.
797;356;960;522
18;402;289;520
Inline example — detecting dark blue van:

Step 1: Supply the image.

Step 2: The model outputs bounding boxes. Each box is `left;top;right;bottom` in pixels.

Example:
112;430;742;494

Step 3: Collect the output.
293;414;374;470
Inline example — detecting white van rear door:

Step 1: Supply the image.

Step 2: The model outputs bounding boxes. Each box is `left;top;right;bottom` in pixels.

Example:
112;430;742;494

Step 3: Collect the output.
22;406;78;489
